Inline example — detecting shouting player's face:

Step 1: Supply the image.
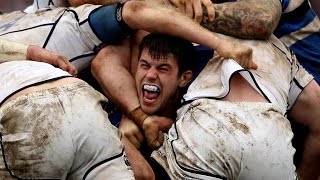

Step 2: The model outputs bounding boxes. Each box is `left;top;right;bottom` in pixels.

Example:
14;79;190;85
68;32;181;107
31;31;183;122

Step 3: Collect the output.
135;49;190;115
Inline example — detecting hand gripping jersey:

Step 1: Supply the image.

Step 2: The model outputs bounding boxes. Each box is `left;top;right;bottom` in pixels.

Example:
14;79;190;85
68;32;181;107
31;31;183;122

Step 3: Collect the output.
152;34;312;180
210;0;320;83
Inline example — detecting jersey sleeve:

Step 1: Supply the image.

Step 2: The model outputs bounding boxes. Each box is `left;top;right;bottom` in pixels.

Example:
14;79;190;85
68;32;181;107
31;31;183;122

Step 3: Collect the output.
0;39;28;63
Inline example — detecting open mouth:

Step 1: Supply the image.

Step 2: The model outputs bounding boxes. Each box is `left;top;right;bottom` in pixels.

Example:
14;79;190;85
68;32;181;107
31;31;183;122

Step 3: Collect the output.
143;84;160;101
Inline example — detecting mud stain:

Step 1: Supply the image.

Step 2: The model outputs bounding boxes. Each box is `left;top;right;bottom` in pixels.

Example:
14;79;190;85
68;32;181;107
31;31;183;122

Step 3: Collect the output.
227;114;250;134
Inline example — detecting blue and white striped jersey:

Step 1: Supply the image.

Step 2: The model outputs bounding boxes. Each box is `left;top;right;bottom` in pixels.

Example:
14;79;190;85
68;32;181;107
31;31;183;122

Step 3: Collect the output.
275;0;320;83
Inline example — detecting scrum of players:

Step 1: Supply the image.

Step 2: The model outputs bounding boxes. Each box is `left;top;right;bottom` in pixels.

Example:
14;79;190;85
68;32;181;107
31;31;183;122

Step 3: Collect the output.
1;0;320;179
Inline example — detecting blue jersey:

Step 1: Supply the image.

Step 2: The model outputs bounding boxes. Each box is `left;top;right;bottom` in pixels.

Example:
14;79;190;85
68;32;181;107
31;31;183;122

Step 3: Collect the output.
275;0;320;83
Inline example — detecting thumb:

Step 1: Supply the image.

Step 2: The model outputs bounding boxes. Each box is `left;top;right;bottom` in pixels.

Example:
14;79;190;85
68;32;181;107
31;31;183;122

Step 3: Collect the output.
250;61;258;70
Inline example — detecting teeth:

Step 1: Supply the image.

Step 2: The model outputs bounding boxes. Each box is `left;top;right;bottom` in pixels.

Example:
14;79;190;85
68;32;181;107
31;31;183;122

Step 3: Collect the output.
143;84;160;93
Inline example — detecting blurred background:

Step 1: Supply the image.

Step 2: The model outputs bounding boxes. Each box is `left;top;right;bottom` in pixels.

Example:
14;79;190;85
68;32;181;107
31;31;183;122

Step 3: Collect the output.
0;0;33;13
310;0;320;17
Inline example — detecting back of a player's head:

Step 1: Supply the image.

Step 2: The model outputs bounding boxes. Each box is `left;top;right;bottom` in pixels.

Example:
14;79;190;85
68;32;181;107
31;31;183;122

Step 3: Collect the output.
138;33;196;75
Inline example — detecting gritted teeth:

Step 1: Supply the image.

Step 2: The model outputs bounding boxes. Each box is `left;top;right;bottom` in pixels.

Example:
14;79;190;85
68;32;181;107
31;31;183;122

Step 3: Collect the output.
143;84;160;93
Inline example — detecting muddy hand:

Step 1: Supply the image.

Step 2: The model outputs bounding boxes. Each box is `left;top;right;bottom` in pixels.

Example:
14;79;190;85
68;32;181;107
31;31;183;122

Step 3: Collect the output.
216;39;257;69
142;116;164;149
119;115;145;149
27;45;78;76
168;0;215;23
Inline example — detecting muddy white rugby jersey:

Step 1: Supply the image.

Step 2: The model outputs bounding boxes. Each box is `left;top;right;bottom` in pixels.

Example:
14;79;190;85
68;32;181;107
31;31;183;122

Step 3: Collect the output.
183;34;313;115
0;5;102;71
0;61;71;106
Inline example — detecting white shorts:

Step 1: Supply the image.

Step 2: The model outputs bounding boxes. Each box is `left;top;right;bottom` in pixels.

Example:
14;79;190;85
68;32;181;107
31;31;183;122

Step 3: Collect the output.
0;82;134;179
152;99;296;180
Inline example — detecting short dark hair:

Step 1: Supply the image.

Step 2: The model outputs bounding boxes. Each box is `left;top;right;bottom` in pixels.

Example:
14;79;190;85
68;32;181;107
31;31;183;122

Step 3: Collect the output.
138;33;196;75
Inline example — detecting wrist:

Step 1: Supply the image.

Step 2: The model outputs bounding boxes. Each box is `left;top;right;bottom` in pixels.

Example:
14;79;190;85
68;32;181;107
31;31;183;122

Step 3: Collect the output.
128;106;149;127
26;45;35;60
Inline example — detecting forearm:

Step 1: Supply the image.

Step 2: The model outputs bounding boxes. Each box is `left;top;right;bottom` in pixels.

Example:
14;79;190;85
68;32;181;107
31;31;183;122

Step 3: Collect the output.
122;137;155;180
123;1;222;51
123;1;255;69
0;39;28;63
202;0;282;39
91;43;140;115
288;81;320;179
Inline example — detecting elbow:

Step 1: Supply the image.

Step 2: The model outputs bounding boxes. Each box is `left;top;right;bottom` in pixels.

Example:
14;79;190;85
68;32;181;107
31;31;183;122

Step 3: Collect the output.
91;55;102;79
122;1;147;29
249;17;278;39
91;45;124;78
254;8;281;39
91;47;111;79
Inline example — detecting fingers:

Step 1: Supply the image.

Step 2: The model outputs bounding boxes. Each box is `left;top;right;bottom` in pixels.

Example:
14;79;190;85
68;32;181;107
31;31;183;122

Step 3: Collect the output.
216;39;257;70
168;0;215;24
27;45;78;76
185;1;194;19
158;131;164;145
145;128;162;149
142;116;162;149
119;117;145;149
192;0;203;23
239;47;256;69
122;130;144;150
202;0;215;22
56;55;78;76
169;0;185;13
251;62;258;70
146;131;164;149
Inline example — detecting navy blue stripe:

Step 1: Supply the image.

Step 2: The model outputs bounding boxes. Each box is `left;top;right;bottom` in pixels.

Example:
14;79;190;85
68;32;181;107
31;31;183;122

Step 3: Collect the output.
43;10;66;48
79;19;88;26
181;69;271;106
69;53;95;62
0;23;55;37
275;0;316;37
170;123;227;179
0;76;72;107
293;77;304;90
65;9;80;22
48;0;54;6
290;33;320;83
271;42;293;64
281;0;290;11
290;33;320;63
83;149;125;179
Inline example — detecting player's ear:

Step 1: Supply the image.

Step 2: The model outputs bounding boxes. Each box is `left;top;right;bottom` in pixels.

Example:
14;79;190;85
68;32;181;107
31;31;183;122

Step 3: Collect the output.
178;70;193;88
